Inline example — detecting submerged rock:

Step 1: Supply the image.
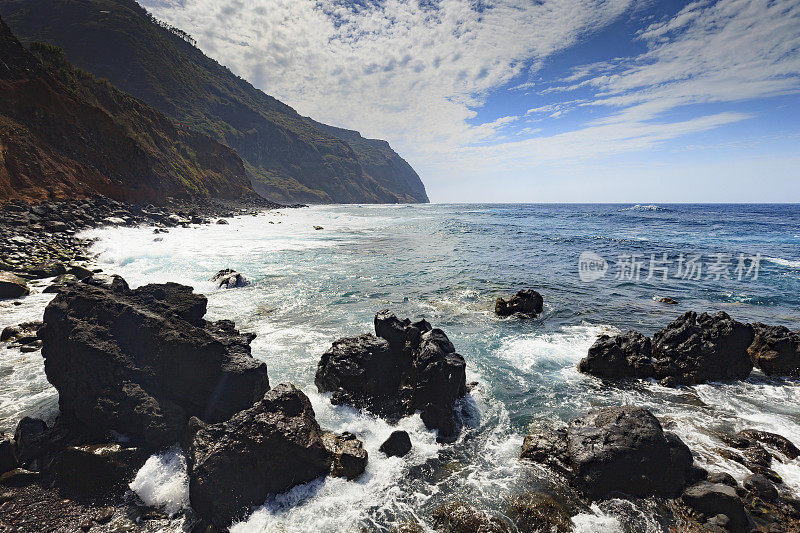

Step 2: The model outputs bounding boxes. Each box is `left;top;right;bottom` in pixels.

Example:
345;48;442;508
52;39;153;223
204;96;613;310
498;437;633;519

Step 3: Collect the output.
0;271;29;299
578;311;755;385
495;289;543;317
210;268;249;289
379;430;412;458
432;502;508;533
39;278;269;449
521;406;695;499
188;384;331;528
748;323;800;377
315;311;467;442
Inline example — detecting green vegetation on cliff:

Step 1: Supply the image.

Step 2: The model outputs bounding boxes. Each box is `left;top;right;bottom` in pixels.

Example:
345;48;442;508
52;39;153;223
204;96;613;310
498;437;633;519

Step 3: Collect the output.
0;16;253;204
0;0;429;204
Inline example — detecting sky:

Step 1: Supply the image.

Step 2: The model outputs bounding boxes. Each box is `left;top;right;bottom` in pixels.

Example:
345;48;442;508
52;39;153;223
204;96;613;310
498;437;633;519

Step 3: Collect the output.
140;0;800;203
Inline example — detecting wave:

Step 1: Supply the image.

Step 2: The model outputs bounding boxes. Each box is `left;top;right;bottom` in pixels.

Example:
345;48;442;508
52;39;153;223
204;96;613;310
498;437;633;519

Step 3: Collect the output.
621;204;669;212
765;256;800;268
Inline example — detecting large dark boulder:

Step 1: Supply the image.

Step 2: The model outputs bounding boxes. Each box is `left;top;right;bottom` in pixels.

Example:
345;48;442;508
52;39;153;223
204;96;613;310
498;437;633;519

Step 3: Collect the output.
521;406;694;499
681;482;749;533
748;323;800;377
0;271;29;299
188;384;331;528
49;444;147;495
578;331;653;379
495;290;543;317
39;278;269;450
316;311;467;442
651;311;754;385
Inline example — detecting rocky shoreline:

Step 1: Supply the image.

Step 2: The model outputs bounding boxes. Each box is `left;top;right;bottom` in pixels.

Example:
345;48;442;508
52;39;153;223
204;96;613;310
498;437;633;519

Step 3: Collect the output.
1;230;799;531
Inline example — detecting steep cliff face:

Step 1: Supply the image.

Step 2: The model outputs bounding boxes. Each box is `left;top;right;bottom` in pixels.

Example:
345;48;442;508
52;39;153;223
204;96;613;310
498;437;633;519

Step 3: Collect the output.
0;17;254;205
0;0;429;204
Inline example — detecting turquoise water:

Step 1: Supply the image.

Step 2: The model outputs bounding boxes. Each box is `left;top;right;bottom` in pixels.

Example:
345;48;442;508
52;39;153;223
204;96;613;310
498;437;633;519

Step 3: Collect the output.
1;204;799;531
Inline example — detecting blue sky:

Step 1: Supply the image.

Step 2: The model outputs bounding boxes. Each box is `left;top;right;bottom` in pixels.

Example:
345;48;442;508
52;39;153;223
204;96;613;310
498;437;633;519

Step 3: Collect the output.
143;0;800;202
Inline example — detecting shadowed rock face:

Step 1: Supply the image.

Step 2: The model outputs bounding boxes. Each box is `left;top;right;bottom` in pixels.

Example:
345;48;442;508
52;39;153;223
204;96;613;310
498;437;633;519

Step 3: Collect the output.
39;279;269;450
578;311;755;386
316;310;467;442
522;406;695;499
187;384;331;529
748;323;800;377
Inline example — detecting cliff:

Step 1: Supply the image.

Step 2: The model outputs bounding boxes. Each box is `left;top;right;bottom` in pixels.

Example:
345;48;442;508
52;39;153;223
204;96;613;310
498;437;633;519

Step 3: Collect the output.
0;0;429;204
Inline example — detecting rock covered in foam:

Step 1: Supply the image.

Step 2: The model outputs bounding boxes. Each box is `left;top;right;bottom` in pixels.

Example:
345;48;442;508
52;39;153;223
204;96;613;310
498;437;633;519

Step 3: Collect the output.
39;277;269;449
315;310;467;442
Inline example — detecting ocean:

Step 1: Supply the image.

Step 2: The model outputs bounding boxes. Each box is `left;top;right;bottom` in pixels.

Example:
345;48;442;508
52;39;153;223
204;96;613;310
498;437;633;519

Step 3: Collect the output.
1;203;799;531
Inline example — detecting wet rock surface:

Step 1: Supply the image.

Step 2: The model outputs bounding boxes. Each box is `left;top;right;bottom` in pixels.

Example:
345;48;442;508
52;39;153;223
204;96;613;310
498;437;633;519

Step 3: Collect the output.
316;310;467;442
210;268;249;289
432;502;508;533
748;323;800;377
521;406;695;499
187;384;331;528
579;311;757;385
322;431;368;480
40;277;269;449
681;481;749;533
379;430;412;457
494;289;543;317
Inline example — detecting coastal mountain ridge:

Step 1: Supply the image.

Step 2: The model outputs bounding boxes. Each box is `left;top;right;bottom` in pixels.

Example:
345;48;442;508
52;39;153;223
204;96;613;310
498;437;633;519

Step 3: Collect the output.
0;0;429;204
0;16;254;205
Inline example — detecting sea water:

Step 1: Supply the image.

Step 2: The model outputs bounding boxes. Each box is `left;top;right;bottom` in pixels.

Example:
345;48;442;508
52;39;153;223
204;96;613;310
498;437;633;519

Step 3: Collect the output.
1;204;798;531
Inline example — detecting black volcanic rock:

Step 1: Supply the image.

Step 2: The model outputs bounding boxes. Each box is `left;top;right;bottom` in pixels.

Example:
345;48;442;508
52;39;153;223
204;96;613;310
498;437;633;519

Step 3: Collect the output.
39;278;269;449
321;431;368;480
316;311;467;442
521;406;695;499
681;482;749;533
379;430;412;457
495;290;543;317
652;311;754;385
747;323;800;377
578;331;653;379
578;311;755;385
188;384;331;528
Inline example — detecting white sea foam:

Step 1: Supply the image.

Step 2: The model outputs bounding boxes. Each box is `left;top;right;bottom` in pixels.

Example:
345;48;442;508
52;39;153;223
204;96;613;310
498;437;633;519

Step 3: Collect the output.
571;504;622;532
495;323;612;373
765;256;800;268
622;204;665;212
130;446;190;515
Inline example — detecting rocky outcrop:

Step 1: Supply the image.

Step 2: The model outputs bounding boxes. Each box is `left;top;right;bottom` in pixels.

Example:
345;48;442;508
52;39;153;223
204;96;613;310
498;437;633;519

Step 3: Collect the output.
748;323;800;377
651;311;754;385
39;278;269;449
577;331;653;379
0;271;29;298
187;384;332;528
210;268;249;289
578;311;755;386
316;311;467;442
495;290;543;317
521;406;696;499
379;430;412;458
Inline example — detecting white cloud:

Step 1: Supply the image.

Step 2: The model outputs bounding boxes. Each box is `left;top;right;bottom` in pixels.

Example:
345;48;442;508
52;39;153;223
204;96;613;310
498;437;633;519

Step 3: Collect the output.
140;0;636;152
